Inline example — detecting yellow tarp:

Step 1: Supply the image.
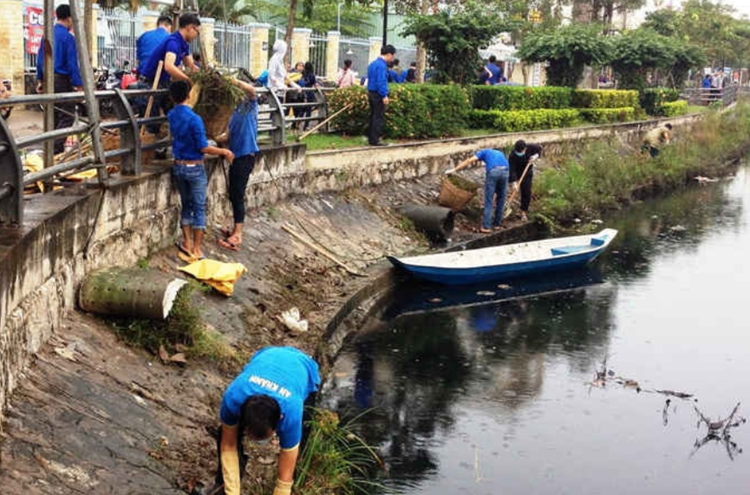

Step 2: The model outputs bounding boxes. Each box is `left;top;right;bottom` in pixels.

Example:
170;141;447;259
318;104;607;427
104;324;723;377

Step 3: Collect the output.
178;259;247;296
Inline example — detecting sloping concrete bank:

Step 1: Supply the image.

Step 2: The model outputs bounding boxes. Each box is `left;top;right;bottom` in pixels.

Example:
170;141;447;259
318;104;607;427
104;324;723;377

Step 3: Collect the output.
0;114;704;491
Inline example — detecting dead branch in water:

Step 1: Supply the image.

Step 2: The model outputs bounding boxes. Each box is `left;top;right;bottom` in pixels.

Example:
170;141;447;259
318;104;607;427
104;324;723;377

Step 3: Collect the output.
691;402;746;460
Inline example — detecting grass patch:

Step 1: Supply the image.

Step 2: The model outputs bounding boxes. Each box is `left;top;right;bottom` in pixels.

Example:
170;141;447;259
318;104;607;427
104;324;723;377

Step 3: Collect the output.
301;133;368;151
687;104;708;114
106;285;239;365
295;409;383;495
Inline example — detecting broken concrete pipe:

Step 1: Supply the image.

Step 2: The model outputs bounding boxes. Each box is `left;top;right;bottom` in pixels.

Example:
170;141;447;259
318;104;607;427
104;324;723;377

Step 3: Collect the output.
398;204;455;242
79;267;188;320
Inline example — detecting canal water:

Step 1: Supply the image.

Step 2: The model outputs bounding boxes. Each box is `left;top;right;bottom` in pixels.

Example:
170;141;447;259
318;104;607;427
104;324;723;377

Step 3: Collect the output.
321;167;750;494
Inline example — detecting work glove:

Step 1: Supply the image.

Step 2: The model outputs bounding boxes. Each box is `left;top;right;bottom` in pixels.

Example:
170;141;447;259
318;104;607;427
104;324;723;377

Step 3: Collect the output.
444;168;456;175
272;479;293;495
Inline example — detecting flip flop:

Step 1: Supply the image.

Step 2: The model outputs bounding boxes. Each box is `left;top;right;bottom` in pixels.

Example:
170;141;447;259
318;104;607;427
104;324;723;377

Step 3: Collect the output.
217;237;240;251
175;241;192;258
177;251;195;264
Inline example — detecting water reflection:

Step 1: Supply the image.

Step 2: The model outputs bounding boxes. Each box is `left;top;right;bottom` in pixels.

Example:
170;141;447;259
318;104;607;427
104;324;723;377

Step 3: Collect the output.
323;170;750;494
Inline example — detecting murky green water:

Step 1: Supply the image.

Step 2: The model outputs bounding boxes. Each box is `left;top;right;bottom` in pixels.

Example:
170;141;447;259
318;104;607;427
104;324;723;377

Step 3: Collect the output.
322;168;750;494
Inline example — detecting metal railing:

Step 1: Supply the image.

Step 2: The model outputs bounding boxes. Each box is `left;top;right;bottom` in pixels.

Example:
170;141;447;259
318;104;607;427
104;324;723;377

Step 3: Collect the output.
0;81;328;226
681;85;739;106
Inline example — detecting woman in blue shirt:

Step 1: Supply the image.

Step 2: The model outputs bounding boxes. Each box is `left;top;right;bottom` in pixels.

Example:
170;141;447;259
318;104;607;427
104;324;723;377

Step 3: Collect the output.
218;78;260;251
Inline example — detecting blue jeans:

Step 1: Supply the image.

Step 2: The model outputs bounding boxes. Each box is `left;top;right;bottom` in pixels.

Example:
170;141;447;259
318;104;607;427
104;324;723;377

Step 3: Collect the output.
483;166;509;229
173;164;208;230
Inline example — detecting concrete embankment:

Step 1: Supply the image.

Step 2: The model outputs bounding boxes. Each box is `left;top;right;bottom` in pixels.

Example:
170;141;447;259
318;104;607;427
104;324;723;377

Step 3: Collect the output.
0;113;704;492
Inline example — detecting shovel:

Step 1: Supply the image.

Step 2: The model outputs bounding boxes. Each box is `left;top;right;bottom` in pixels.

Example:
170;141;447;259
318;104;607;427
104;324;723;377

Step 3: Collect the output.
504;157;535;219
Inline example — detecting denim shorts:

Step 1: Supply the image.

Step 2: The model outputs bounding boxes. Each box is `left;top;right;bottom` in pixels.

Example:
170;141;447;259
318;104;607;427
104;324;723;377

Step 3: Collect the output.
172;164;208;230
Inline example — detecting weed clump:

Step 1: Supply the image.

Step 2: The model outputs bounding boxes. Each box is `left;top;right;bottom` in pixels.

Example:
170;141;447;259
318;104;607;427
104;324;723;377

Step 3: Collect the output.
534;104;750;225
295;408;383;495
106;285;238;365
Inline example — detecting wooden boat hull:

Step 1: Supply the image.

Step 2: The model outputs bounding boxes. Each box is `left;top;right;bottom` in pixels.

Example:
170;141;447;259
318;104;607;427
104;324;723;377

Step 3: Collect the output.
388;229;618;285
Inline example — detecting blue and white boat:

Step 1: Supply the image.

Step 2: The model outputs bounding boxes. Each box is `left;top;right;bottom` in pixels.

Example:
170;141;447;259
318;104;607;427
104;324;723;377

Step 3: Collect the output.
387;228;618;285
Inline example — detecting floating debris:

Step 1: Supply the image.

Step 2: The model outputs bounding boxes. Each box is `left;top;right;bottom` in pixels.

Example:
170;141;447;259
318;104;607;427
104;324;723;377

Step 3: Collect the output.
428;298;443;303
656;389;693;399
669;225;687;233
496;284;511;290
476;291;495;296
591;219;603;225
693;175;719;184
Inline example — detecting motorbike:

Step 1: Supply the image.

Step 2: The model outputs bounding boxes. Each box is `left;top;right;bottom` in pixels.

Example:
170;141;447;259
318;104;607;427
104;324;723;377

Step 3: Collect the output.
96;61;134;117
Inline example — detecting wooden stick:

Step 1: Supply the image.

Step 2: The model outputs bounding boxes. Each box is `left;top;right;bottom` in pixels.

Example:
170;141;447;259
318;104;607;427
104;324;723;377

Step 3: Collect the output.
281;223;365;277
297;103;354;141
140;60;164;138
504;158;535;218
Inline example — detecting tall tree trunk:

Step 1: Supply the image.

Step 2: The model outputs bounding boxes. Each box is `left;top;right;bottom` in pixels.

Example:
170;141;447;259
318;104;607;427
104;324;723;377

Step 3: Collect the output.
415;0;428;83
284;0;298;65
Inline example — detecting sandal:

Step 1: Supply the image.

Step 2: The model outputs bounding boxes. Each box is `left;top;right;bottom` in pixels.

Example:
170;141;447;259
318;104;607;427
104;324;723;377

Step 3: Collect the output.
175;241;193;258
479;227;492;234
217;237;240;251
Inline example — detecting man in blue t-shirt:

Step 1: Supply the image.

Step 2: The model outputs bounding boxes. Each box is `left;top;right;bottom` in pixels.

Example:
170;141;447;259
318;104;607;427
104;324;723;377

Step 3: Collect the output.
136;15;172;69
139;13;200;136
218;78;259;252
446;148;510;233
167;81;234;262
367;44;396;146
215;346;321;495
36;4;83;154
485;55;501;85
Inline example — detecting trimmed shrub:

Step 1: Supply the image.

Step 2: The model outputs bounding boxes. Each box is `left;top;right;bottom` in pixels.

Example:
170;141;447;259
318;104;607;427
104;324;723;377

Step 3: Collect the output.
572;89;639;109
470;85;572;111
640;87;681;115
492;109;581;132
327;84;470;139
660;100;688;117
467;110;498;129
579;107;636;124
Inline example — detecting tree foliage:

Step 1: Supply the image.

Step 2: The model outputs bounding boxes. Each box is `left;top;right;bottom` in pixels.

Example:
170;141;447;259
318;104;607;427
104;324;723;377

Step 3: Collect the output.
644;0;750;70
608;28;704;90
517;24;611;87
402;3;515;84
243;0;377;36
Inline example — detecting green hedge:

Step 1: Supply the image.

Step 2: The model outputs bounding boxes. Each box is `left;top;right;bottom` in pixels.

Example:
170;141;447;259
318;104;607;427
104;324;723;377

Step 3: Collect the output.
640;87;681;115
327;85;469;139
572;90;639;109
579;107;636;124
467;110;499;129
660;100;689;117
470;85;572;111
492;109;581;132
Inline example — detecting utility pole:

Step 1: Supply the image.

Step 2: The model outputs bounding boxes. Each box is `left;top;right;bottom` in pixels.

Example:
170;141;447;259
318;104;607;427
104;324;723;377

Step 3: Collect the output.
43;0;54;170
382;0;388;46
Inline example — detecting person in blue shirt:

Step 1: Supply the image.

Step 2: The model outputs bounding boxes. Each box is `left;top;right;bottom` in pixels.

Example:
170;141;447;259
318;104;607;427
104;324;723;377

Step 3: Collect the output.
139;13;201;137
167;80;234;262
367;44;396;146
136;15;172;70
36;4;83;154
446;148;510;233
485;55;501;85
218;78;259;252
214;346;321;495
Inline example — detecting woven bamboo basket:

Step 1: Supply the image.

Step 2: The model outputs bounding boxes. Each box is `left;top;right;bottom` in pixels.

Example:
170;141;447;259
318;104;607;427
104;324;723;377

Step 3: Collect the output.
438;177;478;211
202;104;234;140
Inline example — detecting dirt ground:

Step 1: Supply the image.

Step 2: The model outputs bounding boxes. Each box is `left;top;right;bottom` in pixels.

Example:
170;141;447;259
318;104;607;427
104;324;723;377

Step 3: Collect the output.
0;169;528;493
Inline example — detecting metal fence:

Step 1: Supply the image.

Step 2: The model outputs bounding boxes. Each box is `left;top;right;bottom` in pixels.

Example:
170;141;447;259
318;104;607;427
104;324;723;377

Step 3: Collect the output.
213;21;253;69
338;37;370;81
98;8;139;70
308;32;328;79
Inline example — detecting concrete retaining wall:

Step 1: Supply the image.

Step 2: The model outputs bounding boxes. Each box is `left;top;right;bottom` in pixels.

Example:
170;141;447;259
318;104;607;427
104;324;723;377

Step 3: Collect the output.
0;114;704;425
